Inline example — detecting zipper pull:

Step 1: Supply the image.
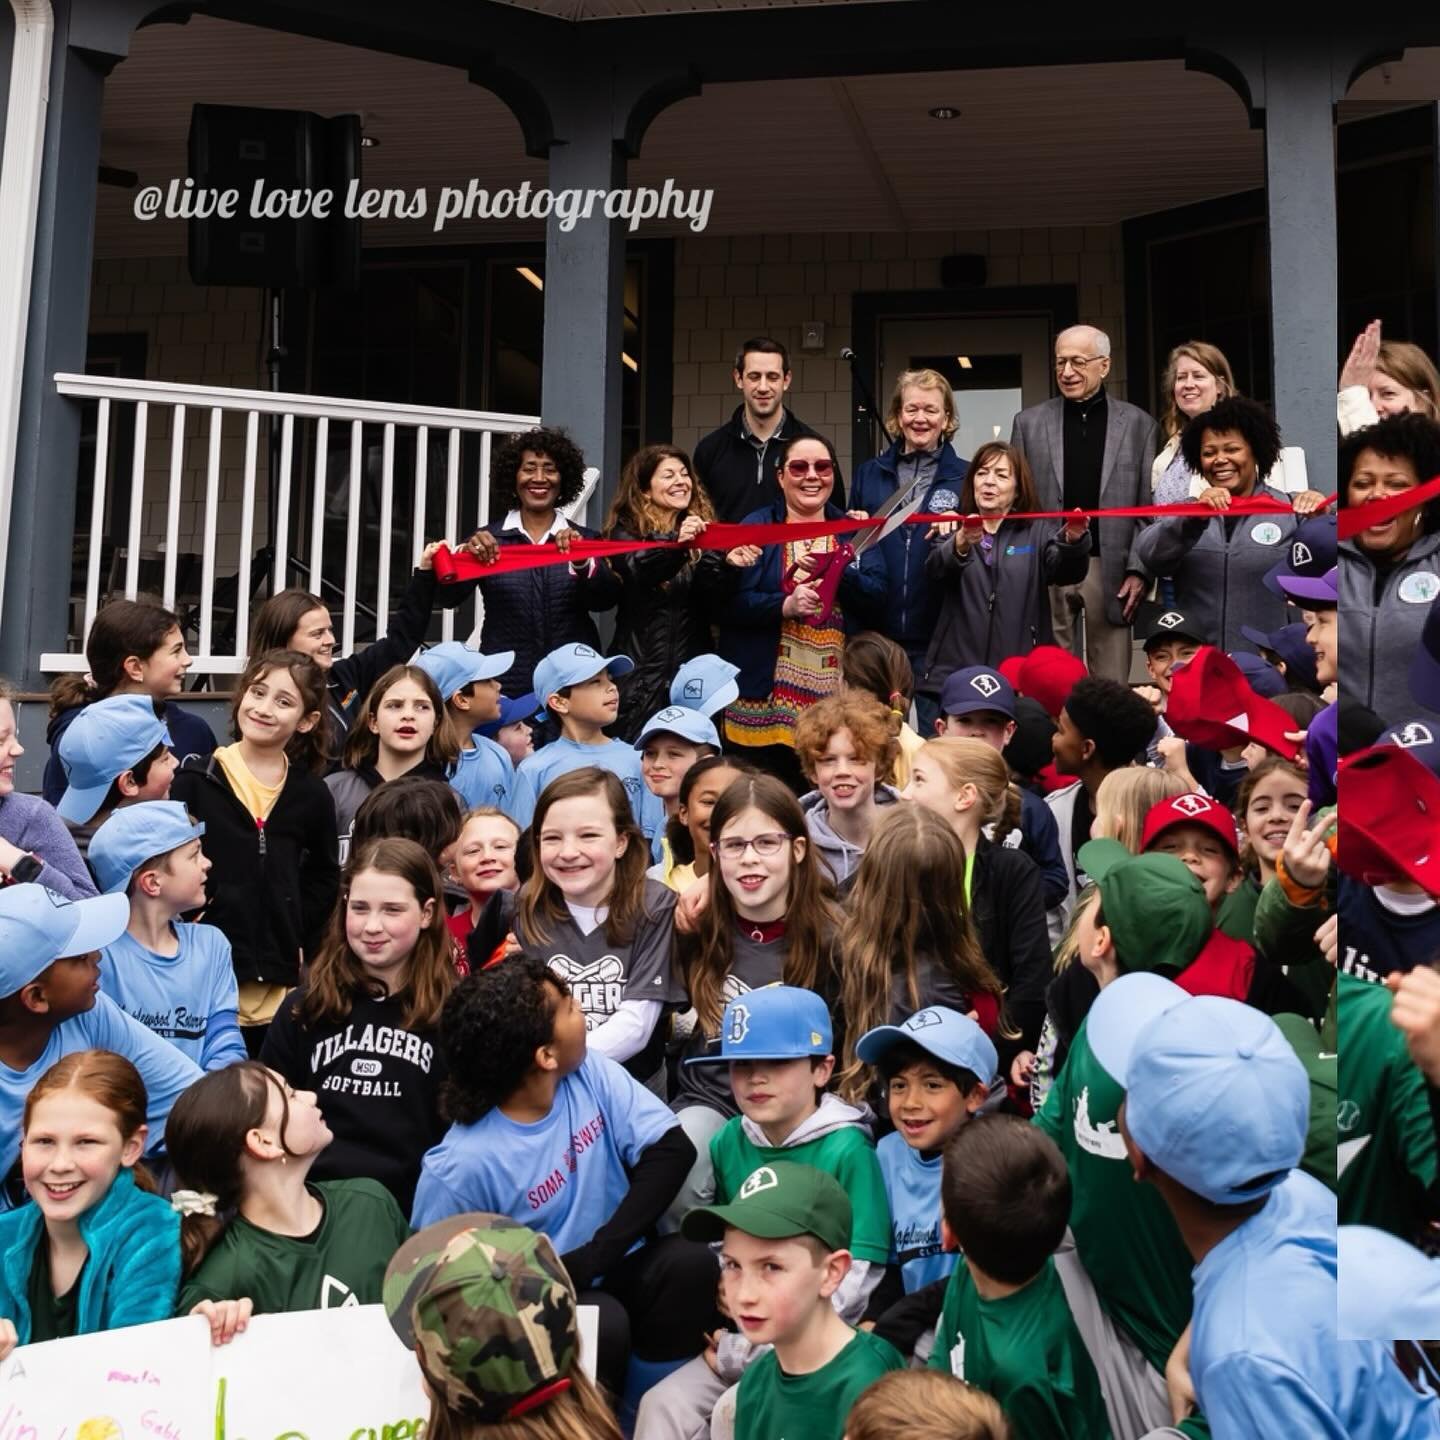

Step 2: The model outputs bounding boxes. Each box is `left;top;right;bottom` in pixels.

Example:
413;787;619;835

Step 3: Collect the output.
256;818;267;856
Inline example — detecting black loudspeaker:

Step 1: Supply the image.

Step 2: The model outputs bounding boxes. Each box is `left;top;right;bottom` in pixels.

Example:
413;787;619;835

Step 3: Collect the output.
940;254;987;288
187;104;361;290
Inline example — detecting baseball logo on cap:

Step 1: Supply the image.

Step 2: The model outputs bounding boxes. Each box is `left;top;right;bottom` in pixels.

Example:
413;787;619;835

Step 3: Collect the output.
1172;794;1214;817
969;673;1001;699
906;1009;942;1030
1291;540;1312;568
655;707;685;724
1397;723;1435;748
1157;612;1184;629
683;679;704;699
738;1166;779;1199
727;1003;751;1045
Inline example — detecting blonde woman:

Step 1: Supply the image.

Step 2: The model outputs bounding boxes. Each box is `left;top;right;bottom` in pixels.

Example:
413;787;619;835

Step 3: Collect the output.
850;368;970;729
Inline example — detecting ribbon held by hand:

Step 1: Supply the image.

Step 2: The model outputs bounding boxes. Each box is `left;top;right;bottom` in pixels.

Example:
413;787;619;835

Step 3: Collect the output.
433;492;1338;583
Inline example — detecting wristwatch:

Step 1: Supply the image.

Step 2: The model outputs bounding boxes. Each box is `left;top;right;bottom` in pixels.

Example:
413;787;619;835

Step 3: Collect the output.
3;853;42;885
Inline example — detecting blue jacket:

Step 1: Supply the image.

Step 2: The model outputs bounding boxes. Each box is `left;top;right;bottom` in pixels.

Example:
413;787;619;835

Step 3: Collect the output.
717;502;888;702
850;439;969;663
0;1168;180;1341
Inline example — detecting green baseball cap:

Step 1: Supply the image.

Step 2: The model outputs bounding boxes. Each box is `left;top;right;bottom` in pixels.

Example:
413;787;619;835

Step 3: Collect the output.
383;1213;578;1422
682;1161;851;1254
1077;839;1213;975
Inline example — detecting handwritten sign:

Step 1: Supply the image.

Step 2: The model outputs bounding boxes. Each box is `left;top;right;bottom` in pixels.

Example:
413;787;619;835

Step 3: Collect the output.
0;1303;599;1439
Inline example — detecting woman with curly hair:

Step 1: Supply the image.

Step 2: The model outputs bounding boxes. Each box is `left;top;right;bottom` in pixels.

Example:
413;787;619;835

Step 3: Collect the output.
603;444;756;740
1130;396;1328;649
463;427;621;697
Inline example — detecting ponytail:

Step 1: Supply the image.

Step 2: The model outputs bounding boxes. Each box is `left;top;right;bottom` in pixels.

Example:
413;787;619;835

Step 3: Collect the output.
997;781;1023;839
49;600;183;719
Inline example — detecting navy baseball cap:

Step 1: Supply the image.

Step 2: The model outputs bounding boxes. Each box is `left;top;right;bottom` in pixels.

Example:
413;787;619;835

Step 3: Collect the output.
1239;621;1320;693
670;654;741;717
633;705;721;752
57;695;172;824
477;692;544;738
1381;719;1440;777
414;643;515;703
0;884;130;996
1228;650;1286;699
1088;977;1308;1206
854;1006;998;1084
1135;603;1207;649
939;666;1016;720
89;801;206;895
1263;515;1337;600
531;644;634;706
685;986;833;1066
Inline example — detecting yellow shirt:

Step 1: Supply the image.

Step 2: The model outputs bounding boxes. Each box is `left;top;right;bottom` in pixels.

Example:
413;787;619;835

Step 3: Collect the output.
213;743;286;822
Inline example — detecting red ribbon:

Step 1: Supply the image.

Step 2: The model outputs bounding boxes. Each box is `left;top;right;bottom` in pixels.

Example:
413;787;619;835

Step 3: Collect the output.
1336;472;1440;541
433;493;1338;582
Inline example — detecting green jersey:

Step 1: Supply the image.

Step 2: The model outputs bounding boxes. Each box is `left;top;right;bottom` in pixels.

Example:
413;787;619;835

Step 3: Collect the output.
710;1115;893;1264
929;1256;1112;1440
177;1178;410;1315
736;1328;904;1440
1337;972;1437;1237
1034;1021;1193;1375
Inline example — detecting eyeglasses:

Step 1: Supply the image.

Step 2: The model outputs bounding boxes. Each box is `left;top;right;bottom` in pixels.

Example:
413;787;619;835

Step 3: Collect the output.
783;459;835;479
714;832;791;859
1055;356;1103;373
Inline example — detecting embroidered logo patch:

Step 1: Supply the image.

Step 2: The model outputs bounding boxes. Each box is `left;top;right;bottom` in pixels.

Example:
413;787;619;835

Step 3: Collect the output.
1172;794;1214;817
739;1166;779;1199
683;679;704;700
1396;722;1435;748
1290;540;1313;568
727;1003;751;1044
1157;611;1185;629
969;673;1002;699
906;1009;943;1030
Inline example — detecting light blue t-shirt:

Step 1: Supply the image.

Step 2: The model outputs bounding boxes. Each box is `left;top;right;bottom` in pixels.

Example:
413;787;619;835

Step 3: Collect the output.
1193;1170;1440;1437
511;736;666;839
0;992;202;1203
99;922;246;1072
448;736;515;816
877;1130;954;1293
410;1051;679;1253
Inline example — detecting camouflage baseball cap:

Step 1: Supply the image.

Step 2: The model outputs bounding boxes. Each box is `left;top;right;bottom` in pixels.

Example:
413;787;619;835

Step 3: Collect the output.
383;1213;579;1422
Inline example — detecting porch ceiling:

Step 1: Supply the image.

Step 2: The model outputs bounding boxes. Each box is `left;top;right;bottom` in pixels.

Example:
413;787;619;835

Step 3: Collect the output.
486;0;917;13
93;17;1438;257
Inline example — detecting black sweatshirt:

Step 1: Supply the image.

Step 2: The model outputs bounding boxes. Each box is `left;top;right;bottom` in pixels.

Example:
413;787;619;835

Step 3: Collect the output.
261;987;448;1213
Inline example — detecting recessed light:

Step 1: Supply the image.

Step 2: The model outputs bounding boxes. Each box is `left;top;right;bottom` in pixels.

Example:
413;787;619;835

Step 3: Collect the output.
956;355;973;369
929;106;961;120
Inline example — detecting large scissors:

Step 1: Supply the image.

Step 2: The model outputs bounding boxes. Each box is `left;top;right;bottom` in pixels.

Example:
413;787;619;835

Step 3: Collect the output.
785;473;931;623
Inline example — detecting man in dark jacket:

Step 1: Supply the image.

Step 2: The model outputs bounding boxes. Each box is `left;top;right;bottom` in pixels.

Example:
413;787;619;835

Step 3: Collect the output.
692;337;844;521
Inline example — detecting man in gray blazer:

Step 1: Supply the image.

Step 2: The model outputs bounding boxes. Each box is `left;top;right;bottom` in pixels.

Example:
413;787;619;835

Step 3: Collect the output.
1010;325;1158;683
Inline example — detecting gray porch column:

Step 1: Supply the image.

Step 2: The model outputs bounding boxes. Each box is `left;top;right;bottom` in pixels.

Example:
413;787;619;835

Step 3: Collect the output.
0;0;137;686
1260;44;1337;494
541;78;627;521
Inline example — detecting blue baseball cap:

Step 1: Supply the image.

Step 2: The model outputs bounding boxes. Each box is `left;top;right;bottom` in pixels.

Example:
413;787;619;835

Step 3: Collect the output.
57;695;172;824
0;884;130;996
1382;719;1440;778
1263;514;1337;600
685;985;833;1066
532;644;634;707
634;705;720;752
1339;1226;1440;1340
478;692;545;738
939;666;1016;720
414;643;515;703
1228;649;1286;699
1239;621;1320;693
89;801;206;895
854;1006;998;1085
670;654;740;716
1088;977;1308;1205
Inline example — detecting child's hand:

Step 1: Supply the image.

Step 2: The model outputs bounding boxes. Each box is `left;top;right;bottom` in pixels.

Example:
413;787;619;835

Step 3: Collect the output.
1241;742;1268;770
1386;967;1440;1087
1134;684;1163;714
192;1297;254;1346
674;875;712;934
1010;1051;1036;1089
1165;1322;1196;1423
1315;913;1338;969
701;1329;726;1375
1281;801;1331;890
418;540;443;570
0;1317;16;1363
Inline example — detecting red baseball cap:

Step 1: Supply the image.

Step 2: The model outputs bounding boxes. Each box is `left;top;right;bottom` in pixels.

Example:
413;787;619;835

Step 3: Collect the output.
1017;646;1088;720
1141;792;1240;859
1164;647;1300;761
998;655;1028;692
1337;745;1440;895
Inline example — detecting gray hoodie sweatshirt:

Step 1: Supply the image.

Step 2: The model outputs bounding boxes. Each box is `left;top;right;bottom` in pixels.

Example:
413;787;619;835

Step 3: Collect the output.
800;785;903;885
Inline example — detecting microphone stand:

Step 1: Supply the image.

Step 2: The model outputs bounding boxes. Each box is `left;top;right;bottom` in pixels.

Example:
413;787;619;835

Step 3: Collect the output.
841;347;884;462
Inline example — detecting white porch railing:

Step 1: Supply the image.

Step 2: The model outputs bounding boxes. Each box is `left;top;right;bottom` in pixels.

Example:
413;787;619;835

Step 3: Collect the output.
42;373;546;676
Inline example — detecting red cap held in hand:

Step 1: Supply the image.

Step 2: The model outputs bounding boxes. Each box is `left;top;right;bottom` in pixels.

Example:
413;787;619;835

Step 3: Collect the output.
1337;745;1440;896
1164;647;1300;761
